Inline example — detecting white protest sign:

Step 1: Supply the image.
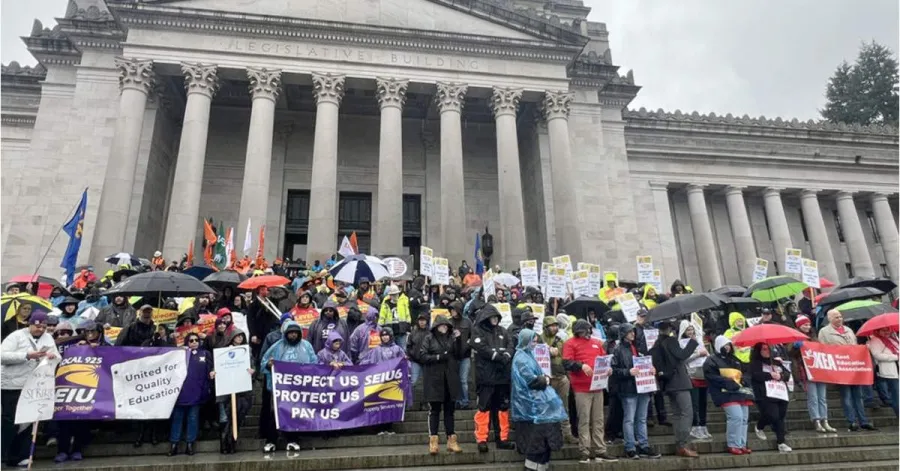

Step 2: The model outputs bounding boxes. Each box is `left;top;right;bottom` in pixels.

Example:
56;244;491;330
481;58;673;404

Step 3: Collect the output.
520;260;539;287
591;327;606;343
589;355;612;391
552;255;573;277
493;302;513;329
419;246;434;277
616;292;641;323
587;265;602;295
433;257;450;285
482;269;495;302
15;357;60;424
801;259;820;289
765;381;789;401
528;304;546;332
634;356;658;393
680;338;707;369
213;345;253;396
784;249;802;276
534;344;552;376
651;269;664;294
547;267;568;299
636;256;654;282
111;349;188;419
539;262;552;296
752;258;769;283
571;270;591;298
231;312;249;339
644;328;659;350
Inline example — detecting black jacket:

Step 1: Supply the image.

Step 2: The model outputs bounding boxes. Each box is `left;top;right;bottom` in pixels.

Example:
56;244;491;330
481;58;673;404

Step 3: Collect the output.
749;345;791;403
449;313;473;358
468;304;513;386
116;320;155;347
419;318;462;403
406;325;430;363
247;299;278;344
703;349;751;407
611;339;641;396
408;277;431;322
653;335;697;392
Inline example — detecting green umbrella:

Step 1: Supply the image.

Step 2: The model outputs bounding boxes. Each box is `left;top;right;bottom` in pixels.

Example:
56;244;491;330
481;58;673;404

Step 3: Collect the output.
745;276;808;302
834;299;895;322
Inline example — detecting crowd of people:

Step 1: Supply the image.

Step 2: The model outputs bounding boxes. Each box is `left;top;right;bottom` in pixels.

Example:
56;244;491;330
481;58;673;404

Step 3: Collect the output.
0;255;897;470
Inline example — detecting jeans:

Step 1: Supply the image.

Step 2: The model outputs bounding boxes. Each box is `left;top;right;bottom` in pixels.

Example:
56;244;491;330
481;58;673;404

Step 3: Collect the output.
395;333;408;351
410;362;423;387
839;385;870;426
667;390;693;449
806;381;828;421
723;404;748;448
690;387;708;426
882;377;899;416
621;393;650;452
457;357;471;406
170;405;200;443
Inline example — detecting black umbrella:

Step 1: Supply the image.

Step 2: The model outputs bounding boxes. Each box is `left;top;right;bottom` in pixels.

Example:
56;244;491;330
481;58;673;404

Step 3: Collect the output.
104;271;215;298
112;268;138;283
818;286;884;307
834;300;896;322
837;277;897;294
648;292;729;323
726;297;761;306
203;270;249;291
562;296;610;318
711;285;748;298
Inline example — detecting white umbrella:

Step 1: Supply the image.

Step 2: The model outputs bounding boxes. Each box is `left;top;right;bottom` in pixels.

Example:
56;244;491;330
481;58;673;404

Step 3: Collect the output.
493;273;520;287
105;252;144;267
328;254;391;285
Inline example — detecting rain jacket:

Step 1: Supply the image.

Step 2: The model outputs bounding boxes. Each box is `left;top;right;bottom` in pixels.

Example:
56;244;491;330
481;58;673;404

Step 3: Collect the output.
562;320;607;392
95;300;135;328
703;336;753;407
468;304;513;386
308;302;350;354
261;321;317;390
748;343;791;403
378;296;411;336
348;307;380;362
511;329;568;424
406;318;430;363
317;331;352;365
724;312;751;363
868;334;900;379
419;317;462;403
540;316;569;377
0;328;57;390
359;327;406;365
653;320;698;392
448;300;472;358
176;344;213;406
55;297;83;327
599;273;625;303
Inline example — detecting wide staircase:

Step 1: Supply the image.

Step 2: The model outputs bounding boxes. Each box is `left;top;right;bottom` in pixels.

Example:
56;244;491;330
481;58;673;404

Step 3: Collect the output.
31;380;899;471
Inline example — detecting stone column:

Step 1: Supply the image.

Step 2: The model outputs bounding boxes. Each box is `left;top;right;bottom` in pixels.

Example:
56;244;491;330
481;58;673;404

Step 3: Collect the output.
686;184;722;290
435;82;468;266
836;191;875;278
491;87;527;268
763;187;793;274
372;78;408;256
870;193;899;281
800;190;839;283
542;91;583;262
725;186;757;285
648;181;682;282
162;63;218;259
236;68;281;254
91;58;155;262
305;73;345;264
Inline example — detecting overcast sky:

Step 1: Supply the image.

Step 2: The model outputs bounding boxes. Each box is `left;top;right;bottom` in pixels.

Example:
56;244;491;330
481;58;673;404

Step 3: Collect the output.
3;0;898;121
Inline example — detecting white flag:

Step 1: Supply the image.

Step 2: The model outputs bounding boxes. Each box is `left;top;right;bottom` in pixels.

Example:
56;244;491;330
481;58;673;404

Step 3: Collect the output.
243;218;252;256
226;227;235;268
338;236;355;257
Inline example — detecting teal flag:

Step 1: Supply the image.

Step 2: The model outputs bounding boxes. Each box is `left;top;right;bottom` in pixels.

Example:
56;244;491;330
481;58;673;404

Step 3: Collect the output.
214;221;227;270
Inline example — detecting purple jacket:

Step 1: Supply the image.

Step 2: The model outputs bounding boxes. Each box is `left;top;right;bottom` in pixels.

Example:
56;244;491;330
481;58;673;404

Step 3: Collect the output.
308;301;350;354
317;331;352;364
349;307;380;360
176;348;212;406
359;338;406;365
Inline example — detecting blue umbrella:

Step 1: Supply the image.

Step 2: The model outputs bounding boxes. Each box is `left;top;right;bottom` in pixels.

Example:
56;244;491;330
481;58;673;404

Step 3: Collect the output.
183;265;216;281
328;254;391;285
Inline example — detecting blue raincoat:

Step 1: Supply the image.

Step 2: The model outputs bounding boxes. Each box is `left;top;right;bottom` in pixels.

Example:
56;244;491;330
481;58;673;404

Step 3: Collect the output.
511;329;568;424
260;321;317;391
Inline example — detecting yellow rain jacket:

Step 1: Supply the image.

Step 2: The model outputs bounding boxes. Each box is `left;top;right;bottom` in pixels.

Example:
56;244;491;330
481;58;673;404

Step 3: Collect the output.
724;312;750;363
642;284;659;310
599;273;624;303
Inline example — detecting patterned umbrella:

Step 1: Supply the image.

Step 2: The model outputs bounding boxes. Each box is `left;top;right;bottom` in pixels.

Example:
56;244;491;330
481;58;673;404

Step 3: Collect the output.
105;252;144;267
1;293;54;321
328;254;390;285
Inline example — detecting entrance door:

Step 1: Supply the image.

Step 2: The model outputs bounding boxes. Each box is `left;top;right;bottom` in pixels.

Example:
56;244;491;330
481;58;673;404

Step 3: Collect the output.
403;194;422;265
338;192;372;254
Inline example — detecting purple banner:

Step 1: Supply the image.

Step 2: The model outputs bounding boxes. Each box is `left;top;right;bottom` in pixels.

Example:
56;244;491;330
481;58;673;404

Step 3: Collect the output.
54;346;188;420
273;357;409;431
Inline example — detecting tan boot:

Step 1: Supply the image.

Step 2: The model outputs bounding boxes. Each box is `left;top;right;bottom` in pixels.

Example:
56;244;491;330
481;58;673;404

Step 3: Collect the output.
429;435;440;455
447;434;462;453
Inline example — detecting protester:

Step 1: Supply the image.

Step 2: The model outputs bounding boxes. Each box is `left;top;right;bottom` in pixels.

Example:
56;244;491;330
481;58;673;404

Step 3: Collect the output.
703;336;753;455
538;316;575;444
55;296;82;328
611;324;660;460
653;320;700;458
248;287;278;359
866;327;899;416
115;305;156;347
359;327;407;435
183;295;214;322
205;315;232;351
317;331;352;367
511;329;567;471
791;315;837;433
218;329;255;454
818;309;875;431
419;316;463;454
469;304;515;452
724;312;751;364
670;280;692;297
379;285;412;350
1;303;33;341
509;308;535;343
348;306;380;363
562;319;616;462
96;295;136;328
749;343;792;452
687;324;712;441
407;312;430;390
260;321;317;452
169;332;214;456
309;301;350;354
448;300;473;409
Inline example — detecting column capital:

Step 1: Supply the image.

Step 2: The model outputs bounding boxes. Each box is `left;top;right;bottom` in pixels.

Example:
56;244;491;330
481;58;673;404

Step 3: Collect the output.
800;188;820;199
871;192;891;203
490;87;522;118
542;90;573;121
312;72;345;106
375;77;408;110
836;190;856;201
648;180;669;191
724;185;747;196
763;187;785;198
686;183;707;194
115;57;155;95
181;62;219;98
435;82;468;113
247;67;282;102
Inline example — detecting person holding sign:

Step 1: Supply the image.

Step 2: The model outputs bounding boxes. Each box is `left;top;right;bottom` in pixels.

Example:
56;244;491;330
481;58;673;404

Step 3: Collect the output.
702;336;754;455
348;307;381;364
468;304;515;453
610;324;661;460
217;329;256;454
419;316;464;455
819;310;875;431
168;332;214;457
359;327;408;436
562;320;617;463
748;343;792;452
652;321;700;458
539;316;576;444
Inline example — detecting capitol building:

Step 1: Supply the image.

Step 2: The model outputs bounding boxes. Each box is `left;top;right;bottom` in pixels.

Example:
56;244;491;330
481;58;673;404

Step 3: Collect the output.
2;0;898;290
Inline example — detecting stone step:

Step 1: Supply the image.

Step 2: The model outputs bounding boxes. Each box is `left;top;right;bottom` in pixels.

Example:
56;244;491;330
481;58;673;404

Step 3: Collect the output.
720;460;900;471
30;433;899;470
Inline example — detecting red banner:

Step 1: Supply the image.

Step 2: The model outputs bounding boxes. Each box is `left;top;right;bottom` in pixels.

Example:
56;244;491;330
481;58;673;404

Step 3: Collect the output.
800;342;874;385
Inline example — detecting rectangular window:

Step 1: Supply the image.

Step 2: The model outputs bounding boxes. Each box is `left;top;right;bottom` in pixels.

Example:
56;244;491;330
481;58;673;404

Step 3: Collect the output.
866;211;881;244
881;263;891;278
833;210;845;243
845;263;854;279
798;208;809;242
338;192;372;254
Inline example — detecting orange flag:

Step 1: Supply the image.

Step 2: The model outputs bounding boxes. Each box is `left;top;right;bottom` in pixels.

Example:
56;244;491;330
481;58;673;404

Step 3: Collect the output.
186;239;194;268
256;225;265;260
203;219;217;266
349;232;359;255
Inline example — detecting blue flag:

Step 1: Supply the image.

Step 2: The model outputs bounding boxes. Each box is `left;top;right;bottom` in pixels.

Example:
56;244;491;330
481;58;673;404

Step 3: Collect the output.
474;232;484;276
60;190;88;285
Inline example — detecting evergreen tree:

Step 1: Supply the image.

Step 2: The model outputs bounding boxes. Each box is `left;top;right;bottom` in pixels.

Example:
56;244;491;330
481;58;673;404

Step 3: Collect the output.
821;41;898;127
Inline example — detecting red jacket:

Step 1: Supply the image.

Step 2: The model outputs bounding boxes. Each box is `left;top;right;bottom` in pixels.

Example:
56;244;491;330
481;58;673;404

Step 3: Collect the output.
562;336;606;393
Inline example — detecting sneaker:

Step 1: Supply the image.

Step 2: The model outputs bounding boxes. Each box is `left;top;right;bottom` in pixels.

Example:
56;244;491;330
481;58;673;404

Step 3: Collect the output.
777;443;792;453
286;442;300;451
579;457;592;464
263;442;276;453
861;424;877;431
755;427;767;440
54;453;69;463
822;421;838;433
814;420;827;433
849;423;860;432
690;426;704;440
46;437;58;447
16;459;31;467
638;447;661;459
595;453;618;462
377;430;388;436
70;452;83;461
625;450;640;460
701;426;713;439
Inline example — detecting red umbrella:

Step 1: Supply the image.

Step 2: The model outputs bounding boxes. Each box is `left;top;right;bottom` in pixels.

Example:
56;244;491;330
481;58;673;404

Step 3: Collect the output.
856;313;899;337
731;324;808;347
6;275;66;299
819;277;836;289
237;275;290;290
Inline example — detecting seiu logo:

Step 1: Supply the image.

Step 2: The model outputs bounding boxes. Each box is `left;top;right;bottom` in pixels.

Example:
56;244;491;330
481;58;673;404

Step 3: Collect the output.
55;387;96;404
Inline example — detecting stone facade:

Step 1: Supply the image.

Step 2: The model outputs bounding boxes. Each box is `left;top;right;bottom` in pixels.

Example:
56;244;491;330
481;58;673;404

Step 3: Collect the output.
1;0;897;290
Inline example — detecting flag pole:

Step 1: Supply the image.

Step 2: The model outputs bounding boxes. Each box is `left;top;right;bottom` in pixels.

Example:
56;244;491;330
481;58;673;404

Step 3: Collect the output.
30;187;88;283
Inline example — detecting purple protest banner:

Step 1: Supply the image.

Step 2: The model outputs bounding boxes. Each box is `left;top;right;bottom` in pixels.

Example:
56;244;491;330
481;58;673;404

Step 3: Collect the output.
273;357;409;431
54;346;188;420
